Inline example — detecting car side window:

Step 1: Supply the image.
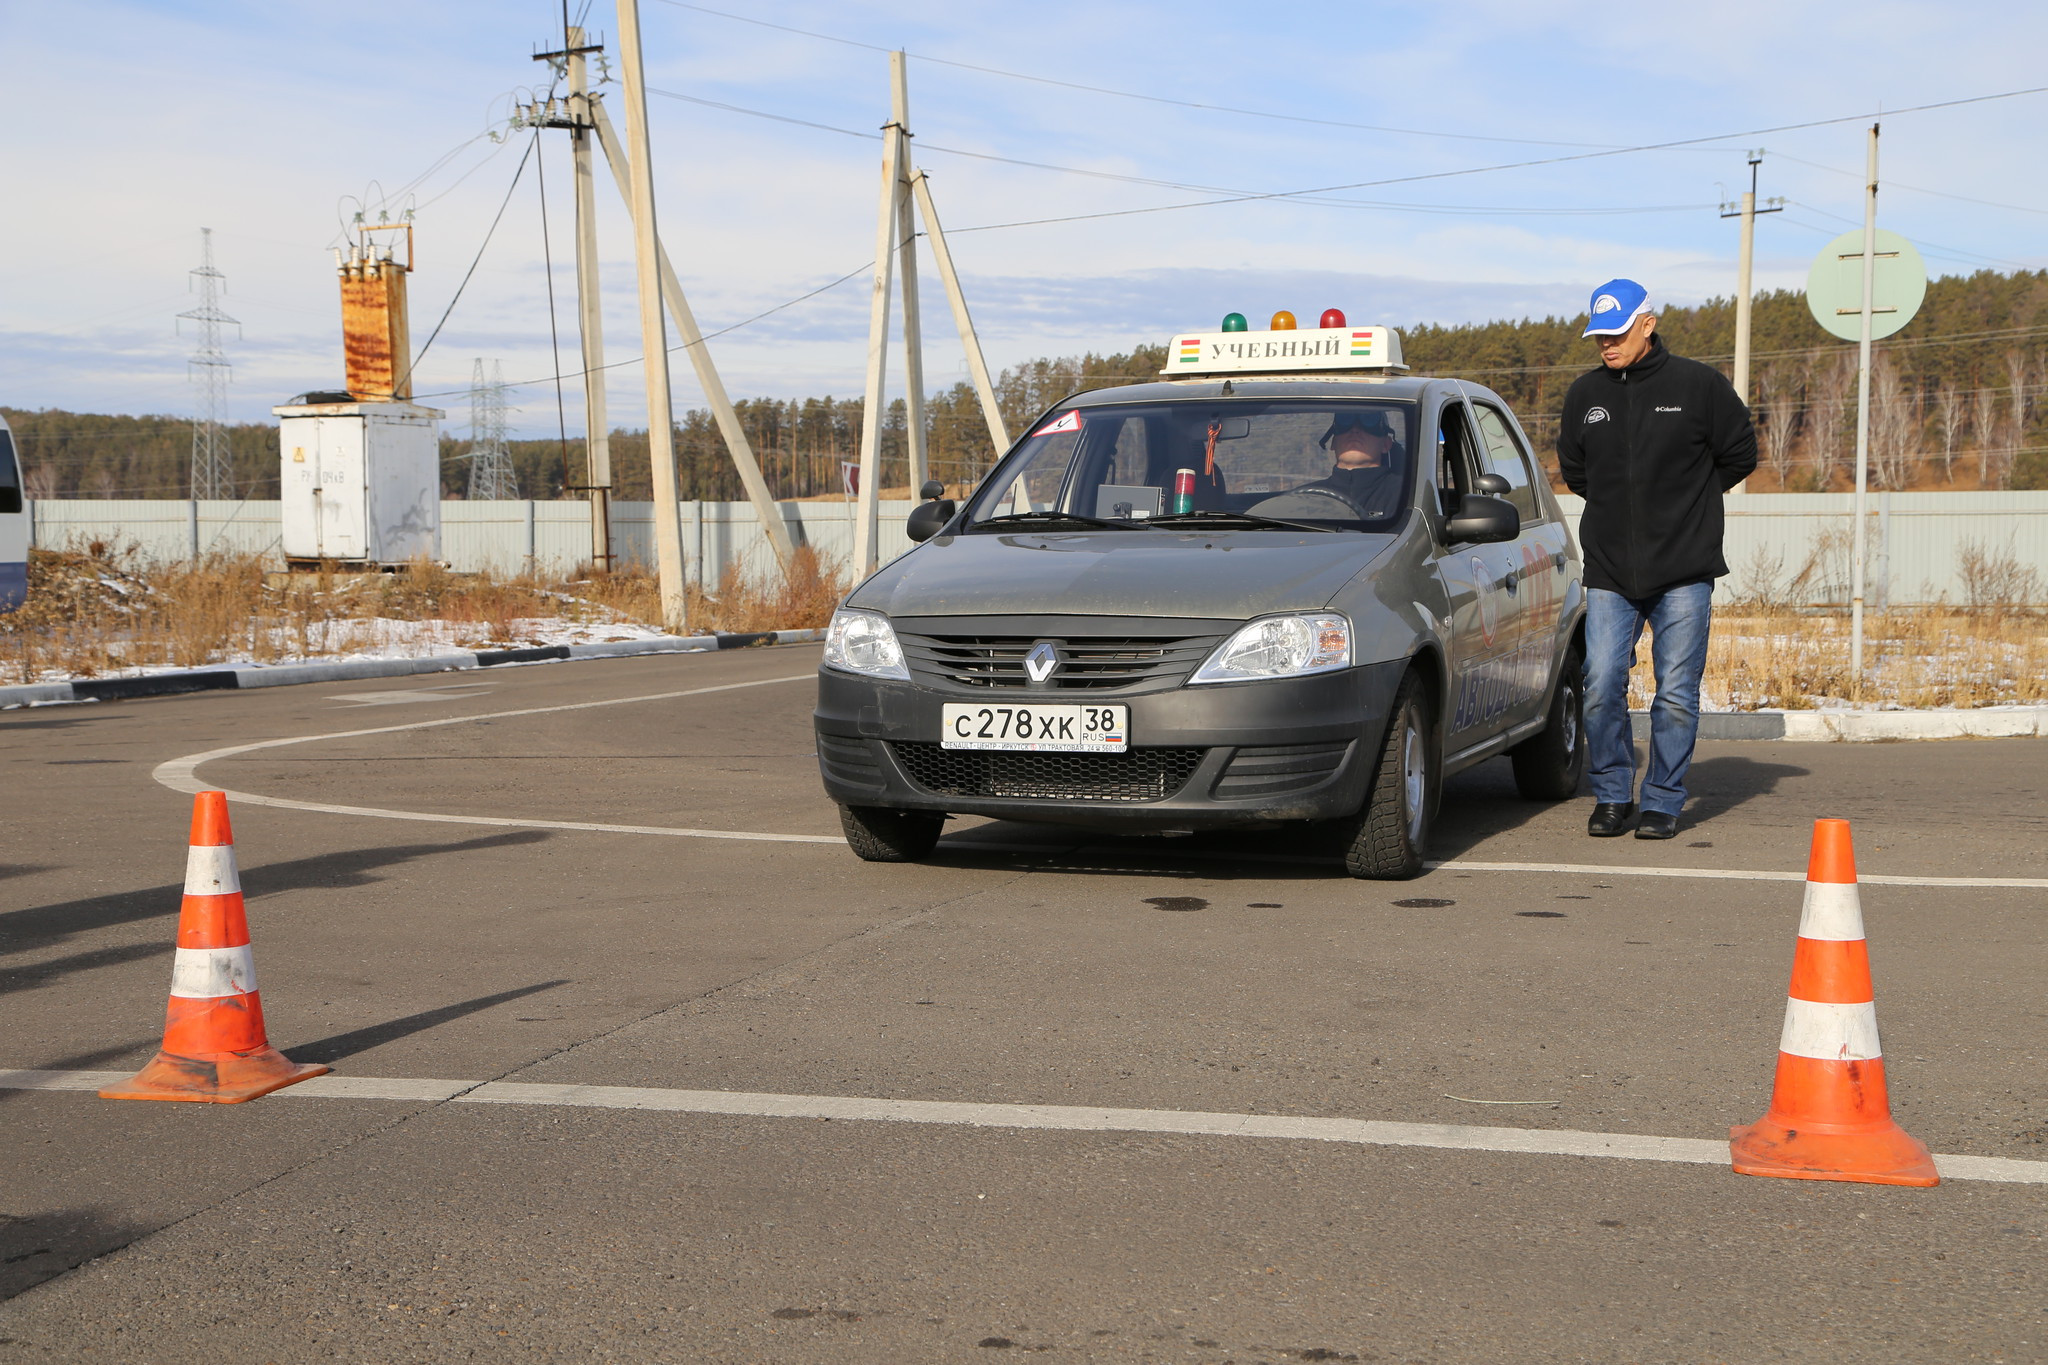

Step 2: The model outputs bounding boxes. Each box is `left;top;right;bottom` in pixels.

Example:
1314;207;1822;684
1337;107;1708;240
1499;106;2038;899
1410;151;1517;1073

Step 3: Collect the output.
1435;402;1477;522
1473;404;1542;524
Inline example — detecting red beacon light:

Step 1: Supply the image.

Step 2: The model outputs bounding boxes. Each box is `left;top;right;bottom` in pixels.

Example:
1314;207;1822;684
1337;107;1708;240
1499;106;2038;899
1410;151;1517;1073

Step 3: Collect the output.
1319;308;1347;329
1269;310;1297;330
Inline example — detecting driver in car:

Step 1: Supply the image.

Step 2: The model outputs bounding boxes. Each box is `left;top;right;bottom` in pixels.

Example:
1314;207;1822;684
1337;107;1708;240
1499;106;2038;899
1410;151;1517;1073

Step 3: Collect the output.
1298;411;1404;515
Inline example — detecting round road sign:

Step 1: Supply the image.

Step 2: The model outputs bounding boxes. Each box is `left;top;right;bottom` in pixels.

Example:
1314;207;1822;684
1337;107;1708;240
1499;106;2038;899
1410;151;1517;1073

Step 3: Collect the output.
1805;229;1926;341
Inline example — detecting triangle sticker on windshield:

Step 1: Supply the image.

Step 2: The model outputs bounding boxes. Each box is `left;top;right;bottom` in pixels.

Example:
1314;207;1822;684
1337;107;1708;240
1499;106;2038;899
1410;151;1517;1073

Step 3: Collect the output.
1030;410;1082;437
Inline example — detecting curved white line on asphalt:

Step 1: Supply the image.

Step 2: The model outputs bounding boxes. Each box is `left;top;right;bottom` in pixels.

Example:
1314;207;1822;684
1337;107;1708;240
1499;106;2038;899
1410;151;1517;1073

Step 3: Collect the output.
151;673;2048;887
151;674;841;846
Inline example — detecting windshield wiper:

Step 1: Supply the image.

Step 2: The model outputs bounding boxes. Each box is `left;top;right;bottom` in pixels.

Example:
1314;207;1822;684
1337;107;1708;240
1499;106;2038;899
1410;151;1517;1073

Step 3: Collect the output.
1146;511;1341;533
971;511;1143;530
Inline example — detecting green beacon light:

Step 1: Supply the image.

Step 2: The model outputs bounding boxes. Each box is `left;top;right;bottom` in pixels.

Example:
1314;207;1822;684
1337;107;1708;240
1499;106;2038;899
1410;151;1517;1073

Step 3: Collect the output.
1220;312;1248;333
1269;310;1297;330
1320;308;1346;328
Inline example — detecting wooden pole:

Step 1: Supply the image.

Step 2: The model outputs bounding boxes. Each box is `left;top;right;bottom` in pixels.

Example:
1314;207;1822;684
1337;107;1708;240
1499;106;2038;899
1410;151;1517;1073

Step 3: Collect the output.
567;27;613;567
852;57;904;578
910;170;1009;457
891;53;928;498
613;0;686;630
588;96;797;570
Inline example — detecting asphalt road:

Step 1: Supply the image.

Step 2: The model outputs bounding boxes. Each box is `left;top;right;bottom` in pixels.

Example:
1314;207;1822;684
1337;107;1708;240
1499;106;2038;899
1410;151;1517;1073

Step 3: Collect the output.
2;646;2044;1363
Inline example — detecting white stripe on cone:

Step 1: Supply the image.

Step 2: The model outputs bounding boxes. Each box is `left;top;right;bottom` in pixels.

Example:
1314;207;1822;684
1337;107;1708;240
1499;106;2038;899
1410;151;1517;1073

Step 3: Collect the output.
1795;880;1865;942
168;945;258;999
1778;998;1882;1062
183;844;241;897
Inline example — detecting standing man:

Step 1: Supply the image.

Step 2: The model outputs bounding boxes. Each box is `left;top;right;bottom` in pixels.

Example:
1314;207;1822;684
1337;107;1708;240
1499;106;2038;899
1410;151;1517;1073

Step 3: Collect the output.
1557;279;1756;840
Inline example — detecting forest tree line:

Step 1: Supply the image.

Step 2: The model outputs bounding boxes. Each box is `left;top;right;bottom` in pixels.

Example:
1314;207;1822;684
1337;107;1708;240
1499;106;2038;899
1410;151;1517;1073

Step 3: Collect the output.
9;266;2044;501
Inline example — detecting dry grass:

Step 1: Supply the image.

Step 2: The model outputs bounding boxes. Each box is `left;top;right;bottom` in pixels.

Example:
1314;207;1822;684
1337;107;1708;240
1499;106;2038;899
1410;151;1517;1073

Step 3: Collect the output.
1623;606;2048;712
0;541;848;685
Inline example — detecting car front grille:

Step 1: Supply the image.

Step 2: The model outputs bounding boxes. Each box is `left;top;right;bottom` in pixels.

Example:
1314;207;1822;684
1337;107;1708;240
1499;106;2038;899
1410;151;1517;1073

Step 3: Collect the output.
890;743;1206;802
895;627;1225;691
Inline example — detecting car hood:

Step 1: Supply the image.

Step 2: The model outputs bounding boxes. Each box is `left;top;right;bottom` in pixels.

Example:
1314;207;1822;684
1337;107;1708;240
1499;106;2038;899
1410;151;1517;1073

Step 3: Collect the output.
849;528;1398;620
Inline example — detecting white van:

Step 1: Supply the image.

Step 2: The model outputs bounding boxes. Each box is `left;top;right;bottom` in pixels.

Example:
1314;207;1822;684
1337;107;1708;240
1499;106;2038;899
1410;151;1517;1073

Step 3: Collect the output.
0;414;25;612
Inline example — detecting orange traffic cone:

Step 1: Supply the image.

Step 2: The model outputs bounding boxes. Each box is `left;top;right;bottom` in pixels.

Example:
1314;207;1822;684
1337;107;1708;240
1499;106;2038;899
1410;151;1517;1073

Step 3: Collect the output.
1729;818;1936;1186
100;793;329;1104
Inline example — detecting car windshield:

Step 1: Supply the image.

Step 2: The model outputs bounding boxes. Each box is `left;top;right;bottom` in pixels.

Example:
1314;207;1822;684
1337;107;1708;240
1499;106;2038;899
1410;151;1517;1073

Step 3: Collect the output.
963;398;1417;533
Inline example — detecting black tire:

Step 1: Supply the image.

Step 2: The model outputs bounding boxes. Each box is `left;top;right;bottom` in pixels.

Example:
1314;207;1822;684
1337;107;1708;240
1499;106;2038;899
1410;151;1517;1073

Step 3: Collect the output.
1510;646;1586;801
838;804;945;862
1340;674;1435;879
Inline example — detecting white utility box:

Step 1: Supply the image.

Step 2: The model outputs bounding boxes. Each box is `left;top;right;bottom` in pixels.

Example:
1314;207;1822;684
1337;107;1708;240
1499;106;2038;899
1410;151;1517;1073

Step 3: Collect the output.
274;395;444;567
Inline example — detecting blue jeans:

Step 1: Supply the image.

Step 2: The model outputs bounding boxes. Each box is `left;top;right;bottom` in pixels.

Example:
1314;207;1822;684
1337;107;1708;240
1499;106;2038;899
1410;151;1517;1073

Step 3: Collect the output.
1583;583;1714;818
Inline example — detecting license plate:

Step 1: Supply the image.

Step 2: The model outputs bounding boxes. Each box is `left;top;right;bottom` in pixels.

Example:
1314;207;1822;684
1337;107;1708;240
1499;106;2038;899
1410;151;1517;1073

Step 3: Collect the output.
940;703;1128;752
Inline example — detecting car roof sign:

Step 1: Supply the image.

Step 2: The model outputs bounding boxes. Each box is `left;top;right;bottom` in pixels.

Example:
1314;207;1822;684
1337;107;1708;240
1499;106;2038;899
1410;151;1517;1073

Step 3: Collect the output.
1163;324;1407;376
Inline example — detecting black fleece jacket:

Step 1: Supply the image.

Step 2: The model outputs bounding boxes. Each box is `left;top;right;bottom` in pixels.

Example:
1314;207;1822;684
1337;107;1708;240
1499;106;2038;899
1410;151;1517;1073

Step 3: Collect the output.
1555;336;1757;599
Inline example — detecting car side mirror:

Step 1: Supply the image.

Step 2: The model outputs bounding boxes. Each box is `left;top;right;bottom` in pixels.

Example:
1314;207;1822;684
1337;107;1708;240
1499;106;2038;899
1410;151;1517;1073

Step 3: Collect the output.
906;497;957;542
1444;493;1519;544
0;488;20;515
919;479;945;501
1472;471;1510;495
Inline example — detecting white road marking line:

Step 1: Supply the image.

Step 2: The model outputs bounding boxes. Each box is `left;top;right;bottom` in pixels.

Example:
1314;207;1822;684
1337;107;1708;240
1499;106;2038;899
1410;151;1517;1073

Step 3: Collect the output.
149;674;2048;888
6;1068;2042;1184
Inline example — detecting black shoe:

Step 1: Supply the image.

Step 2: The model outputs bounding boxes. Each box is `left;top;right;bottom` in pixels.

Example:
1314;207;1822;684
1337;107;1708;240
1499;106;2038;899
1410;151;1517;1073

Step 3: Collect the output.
1635;812;1679;840
1587;802;1636;837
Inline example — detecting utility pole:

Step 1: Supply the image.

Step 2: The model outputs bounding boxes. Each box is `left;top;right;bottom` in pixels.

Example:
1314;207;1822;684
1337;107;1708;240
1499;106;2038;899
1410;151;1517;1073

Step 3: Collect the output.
1849;123;1879;699
892;54;929;501
911;170;1009;457
614;0;688;630
853;57;909;577
178;227;239;500
585;98;796;572
1720;152;1782;495
466;359;518;500
533;27;615;568
853;54;1013;576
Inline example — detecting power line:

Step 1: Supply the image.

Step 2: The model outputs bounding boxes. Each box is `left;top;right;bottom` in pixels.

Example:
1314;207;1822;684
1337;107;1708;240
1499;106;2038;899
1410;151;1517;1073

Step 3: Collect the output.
939;86;2048;237
650;0;1648;151
647;86;1717;217
411;262;875;400
411;131;541;379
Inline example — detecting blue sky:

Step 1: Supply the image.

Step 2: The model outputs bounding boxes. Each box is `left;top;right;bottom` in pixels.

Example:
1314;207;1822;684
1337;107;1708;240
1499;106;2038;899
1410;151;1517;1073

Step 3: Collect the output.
7;0;2046;437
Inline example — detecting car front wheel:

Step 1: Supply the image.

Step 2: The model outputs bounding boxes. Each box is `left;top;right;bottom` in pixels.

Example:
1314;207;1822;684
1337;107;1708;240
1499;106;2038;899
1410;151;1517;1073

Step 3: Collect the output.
838;804;945;862
1340;673;1435;879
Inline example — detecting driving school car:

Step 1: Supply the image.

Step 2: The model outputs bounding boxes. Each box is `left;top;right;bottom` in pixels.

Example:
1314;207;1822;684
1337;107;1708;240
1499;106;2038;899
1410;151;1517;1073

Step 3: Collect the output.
815;310;1586;878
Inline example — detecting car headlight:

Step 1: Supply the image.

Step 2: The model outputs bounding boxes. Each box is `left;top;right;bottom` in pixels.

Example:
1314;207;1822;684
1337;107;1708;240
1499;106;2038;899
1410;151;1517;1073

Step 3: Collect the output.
1189;613;1351;684
822;607;910;681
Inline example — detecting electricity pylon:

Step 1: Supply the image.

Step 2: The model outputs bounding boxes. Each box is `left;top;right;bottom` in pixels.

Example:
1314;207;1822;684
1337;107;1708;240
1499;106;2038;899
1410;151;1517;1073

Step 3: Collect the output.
178;227;240;499
466;358;520;500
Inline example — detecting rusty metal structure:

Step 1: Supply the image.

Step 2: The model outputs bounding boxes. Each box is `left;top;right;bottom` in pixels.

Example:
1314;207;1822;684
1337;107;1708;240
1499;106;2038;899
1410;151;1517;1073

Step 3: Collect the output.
338;223;414;400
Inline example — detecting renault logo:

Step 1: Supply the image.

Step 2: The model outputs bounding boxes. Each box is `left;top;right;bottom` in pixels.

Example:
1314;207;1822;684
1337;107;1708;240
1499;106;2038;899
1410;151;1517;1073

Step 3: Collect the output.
1023;640;1061;684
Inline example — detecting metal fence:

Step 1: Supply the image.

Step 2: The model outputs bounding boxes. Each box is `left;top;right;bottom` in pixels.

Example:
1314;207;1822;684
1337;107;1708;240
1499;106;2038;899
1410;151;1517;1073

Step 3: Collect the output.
27;491;2048;605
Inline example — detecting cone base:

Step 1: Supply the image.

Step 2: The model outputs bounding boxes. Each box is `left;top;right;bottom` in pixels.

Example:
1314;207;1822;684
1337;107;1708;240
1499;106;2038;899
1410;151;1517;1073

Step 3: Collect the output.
98;1047;329;1104
1729;1117;1939;1187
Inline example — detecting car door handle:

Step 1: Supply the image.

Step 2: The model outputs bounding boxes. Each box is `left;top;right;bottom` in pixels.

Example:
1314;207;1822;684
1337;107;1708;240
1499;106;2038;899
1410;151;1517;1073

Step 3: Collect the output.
1501;569;1519;593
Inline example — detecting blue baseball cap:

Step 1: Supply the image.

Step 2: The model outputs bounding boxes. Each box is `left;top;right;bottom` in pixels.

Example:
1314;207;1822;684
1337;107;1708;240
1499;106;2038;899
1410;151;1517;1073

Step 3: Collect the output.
1583;278;1653;337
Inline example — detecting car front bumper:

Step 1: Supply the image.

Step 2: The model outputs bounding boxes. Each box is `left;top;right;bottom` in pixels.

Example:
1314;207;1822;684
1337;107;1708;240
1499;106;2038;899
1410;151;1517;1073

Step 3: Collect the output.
814;658;1409;831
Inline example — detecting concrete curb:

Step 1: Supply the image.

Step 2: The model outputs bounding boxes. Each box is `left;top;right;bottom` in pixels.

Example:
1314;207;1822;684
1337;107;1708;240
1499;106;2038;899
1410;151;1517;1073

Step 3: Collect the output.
1634;707;2047;743
0;629;825;710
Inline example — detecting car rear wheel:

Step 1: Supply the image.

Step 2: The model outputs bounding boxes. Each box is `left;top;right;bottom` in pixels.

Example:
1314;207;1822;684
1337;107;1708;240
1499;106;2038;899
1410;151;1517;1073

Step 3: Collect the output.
1341;674;1435;879
1510;645;1586;800
838;804;945;862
